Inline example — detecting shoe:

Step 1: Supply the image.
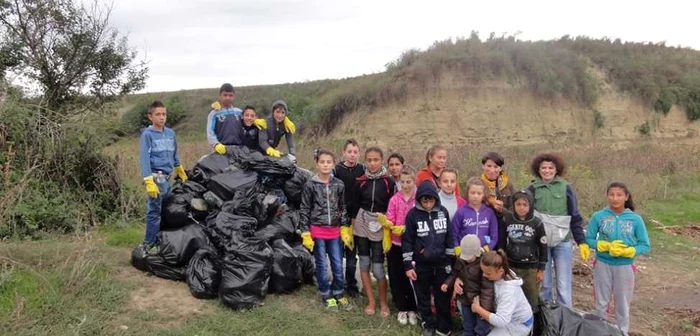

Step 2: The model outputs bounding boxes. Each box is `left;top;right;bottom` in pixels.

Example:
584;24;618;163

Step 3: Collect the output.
145;243;159;255
421;326;435;336
397;311;408;325
408;311;418;325
435;330;451;336
136;244;149;258
336;296;353;311
323;298;338;311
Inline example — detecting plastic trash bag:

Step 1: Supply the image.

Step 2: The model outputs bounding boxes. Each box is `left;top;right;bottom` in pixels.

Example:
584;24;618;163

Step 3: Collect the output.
130;246;149;272
255;210;298;243
206;211;258;252
191;153;231;184
226;146;296;176
161;181;208;229
283;167;313;208
539;301;625;336
144;224;210;281
291;242;315;284
219;238;273;310
207;170;259;202
268;239;302;293
185;248;221;299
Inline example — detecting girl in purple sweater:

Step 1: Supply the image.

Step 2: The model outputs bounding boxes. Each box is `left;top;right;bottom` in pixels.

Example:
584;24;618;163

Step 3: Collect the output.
452;177;499;251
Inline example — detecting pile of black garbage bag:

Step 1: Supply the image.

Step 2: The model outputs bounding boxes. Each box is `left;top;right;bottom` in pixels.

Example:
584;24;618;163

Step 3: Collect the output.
131;146;315;309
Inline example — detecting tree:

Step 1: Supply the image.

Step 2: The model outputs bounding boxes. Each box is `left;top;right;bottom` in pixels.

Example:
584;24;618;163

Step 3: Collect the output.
0;0;148;113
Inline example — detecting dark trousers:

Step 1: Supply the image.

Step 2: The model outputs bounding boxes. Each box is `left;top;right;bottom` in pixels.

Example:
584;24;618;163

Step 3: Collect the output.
387;244;417;312
344;244;358;291
413;262;452;333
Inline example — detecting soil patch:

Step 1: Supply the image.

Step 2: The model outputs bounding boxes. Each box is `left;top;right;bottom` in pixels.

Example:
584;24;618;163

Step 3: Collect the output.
661;224;700;241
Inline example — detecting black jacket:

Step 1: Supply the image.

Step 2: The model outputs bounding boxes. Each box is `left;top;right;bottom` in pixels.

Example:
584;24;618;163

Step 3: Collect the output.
352;173;395;218
505;189;548;269
299;175;349;232
241;124;262;153
444;257;495;311
403;181;455;270
333;162;365;219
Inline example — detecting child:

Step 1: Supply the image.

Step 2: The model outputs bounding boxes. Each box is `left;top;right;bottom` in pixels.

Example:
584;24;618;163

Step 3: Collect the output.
379;167;418;325
452;177;499;251
138;100;188;256
441;235;494;336
258;100;296;157
403;180;455;336
206;83;244;155
438;168;466;219
472;251;534;336
298;149;353;311
504;189;548;333
333;139;364;298
416;144;461;197
351;147;395;317
584;182;650;335
240;105;263;153
387;152;405;191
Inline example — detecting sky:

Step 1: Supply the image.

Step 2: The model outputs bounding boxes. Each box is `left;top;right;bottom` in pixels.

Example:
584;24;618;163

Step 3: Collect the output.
109;0;700;93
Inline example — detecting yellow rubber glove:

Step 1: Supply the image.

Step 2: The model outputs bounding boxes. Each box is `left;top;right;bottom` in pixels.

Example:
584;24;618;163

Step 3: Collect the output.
254;118;267;130
214;143;226;155
620;246;636;258
454;246;462;258
283;116;296;134
609;240;631;257
579;243;591;262
597;240;612;253
301;232;314;252
377;213;394;230
211;101;221;110
266;147;281;158
143;176;159;199
482;245;490;252
382;228;392;254
174;165;187;182
391;224;405;236
340;226;354;250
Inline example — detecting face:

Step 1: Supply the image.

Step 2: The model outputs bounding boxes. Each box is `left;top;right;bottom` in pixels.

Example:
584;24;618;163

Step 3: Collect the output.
419;196;435;211
439;172;457;195
219;91;235;107
514;197;530;218
430;149;447;170
399;174;415;192
343;144;360;165
316;154;334;175
480;264;504;281
607;187;629;211
365;151;383;173
483;159;503;181
273;107;286;123
467;185;485;206
388;158;403;178
242;109;256;127
148;107;167;128
539;161;557;182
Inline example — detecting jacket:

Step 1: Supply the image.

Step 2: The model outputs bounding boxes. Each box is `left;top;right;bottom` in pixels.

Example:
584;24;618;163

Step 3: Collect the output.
351;173;395;218
528;176;586;245
386;190;416;245
241;124;262;153
480;172;516;212
402;181;455;270
206;106;243;147
451;203;499;250
489;274;533;328
504;190;548;270
416;166;462;197
333;161;365;219
585;207;651;266
444;257;495;311
299;175;349;232
259;100;295;155
139;126;181;178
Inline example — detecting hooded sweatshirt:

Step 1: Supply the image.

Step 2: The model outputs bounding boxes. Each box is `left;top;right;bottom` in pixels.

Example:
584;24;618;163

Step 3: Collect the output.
139;126;181;178
259;100;295;155
333;161;365;219
439;190;466;220
386;189;416;245
451;203;499;250
206;106;244;147
489;272;533;328
402;181;455;270
585;207;651;266
504;190;548;270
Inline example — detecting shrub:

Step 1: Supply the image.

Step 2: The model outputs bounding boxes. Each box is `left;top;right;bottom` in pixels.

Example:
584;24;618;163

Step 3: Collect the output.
594;109;605;129
637;121;651;135
119;94;187;135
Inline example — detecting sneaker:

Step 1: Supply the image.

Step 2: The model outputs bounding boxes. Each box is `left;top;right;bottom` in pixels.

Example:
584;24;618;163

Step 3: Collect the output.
397;311;408;325
323;298;338;311
145;244;159;255
136;244;149;258
336;296;353;311
407;311;418;326
435;330;451;336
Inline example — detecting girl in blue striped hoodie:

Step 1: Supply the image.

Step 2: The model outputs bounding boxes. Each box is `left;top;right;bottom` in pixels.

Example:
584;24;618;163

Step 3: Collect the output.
584;182;650;335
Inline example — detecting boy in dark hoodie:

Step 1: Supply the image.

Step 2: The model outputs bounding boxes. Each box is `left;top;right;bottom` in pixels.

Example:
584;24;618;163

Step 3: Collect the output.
258;100;296;157
403;181;456;336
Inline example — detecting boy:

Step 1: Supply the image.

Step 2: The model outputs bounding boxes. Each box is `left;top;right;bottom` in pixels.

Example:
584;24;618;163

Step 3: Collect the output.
241;105;263;153
206;83;244;155
258;100;296;157
138;100;188;256
333;139;364;298
403;181;456;336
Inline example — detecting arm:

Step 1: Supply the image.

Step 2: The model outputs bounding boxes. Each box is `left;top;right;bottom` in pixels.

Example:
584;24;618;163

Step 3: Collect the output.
349;180;362;219
632;216;651;256
566;185;586;245
206;110;219;147
585;212;601;249
338;183;349;227
451;210;462;248
480;278;496;312
386;196;398;224
402;212;416;271
536;221;549;269
285;132;296;156
258;124;271;151
139;131;152;178
483;287;517;327
444;210;456;255
172;131;181;167
299;183;313;233
487;208;499;250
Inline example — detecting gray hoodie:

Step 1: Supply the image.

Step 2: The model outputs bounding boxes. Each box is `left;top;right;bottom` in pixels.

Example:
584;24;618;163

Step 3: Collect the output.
259;100;295;155
489;272;533;328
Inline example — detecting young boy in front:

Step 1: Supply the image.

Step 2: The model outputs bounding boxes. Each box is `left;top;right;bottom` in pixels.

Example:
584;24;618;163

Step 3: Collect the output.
138;100;188;256
206;83;244;155
403;180;456;336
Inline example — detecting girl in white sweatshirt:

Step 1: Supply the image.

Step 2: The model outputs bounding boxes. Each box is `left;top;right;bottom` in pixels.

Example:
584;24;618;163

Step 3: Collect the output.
471;250;534;336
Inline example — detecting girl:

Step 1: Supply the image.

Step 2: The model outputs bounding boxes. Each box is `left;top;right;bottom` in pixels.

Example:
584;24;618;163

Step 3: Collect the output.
452;177;499;251
584;182;650;335
480;152;516;250
298;149;352;311
471;250;534;336
438;168;466;220
527;153;589;307
387;152;405;192
258;100;296;157
351;147;395;317
416;144;462;197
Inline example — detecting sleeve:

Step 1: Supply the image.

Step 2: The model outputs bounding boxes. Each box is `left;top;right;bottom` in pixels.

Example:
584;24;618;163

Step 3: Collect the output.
139;131;152;178
285;132;296;156
566;184;586;245
402;211;417;271
480;278;496;312
488;286;516;327
349;179;362;219
451;209;462;248
443;260;460;287
206;110;219;147
504;181;516;210
299;183;313;233
536;221;549;269
487;208;499;250
258;124;271;151
172;131;181;167
632;216;651;256
585;212;601;248
338;183;349;227
386;196;398;224
444;208;456;253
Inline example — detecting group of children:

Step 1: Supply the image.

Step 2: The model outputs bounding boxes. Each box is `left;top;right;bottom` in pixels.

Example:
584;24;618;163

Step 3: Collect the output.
137;93;650;336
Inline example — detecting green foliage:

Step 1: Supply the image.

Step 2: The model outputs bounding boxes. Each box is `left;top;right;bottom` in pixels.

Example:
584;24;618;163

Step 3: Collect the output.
637;121;651;135
119;94;188;135
100;223;144;247
593;109;605;129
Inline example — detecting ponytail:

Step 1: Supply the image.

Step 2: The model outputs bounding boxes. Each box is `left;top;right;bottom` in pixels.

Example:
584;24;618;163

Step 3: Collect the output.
425;144;446;166
606;181;635;211
481;250;513;280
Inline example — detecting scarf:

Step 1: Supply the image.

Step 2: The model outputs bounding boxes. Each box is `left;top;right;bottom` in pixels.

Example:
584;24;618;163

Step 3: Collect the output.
480;172;510;206
365;165;388;179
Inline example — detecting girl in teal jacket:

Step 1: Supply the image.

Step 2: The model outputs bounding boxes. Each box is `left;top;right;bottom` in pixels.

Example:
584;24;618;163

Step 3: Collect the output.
584;182;650;335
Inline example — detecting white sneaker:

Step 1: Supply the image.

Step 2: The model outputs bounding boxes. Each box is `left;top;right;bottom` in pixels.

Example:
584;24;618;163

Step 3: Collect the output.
407;311;418;325
397;311;408;325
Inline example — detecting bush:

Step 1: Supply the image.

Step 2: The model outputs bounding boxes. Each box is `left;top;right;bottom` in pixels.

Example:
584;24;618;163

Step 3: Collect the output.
637;121;651;135
594;109;605;129
119;94;187;135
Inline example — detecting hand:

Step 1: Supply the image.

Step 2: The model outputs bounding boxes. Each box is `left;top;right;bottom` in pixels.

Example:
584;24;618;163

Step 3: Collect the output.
609;240;628;257
253;118;267;130
382;228;392;254
620;246;636;258
482;245;490;253
579;243;591;262
597;240;612;253
144;176;159;199
211;101;221;110
174;165;187;182
454;246;462;258
405;269;417;281
340;226;354;250
471;296;481;312
266;147;282;158
537;269;544;283
377;213;394;229
440;284;448;292
301;232;314;252
214;143;226;155
391;225;405;236
283;116;296;134
493;199;504;213
454;278;464;295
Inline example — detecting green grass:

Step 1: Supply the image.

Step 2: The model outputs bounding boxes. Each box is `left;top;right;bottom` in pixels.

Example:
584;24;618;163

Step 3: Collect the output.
100;223;144;248
640;194;700;256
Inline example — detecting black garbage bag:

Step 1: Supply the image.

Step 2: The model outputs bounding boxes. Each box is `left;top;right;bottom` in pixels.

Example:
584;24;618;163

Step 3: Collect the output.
207;170;259;202
191;153;231;184
227;146;296;176
130;247;149;272
145;255;185;281
219;238;273;310
161;181;208;229
291;242;315;284
206;211;258;252
143;224;211;281
540;301;624;336
283;167;313;208
268;239;302;294
255;210;298;243
219;183;266;219
185;248;221;299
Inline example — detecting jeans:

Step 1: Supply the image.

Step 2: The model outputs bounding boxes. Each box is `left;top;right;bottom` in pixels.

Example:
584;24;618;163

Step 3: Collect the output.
314;237;344;298
144;176;171;245
461;302;491;336
541;239;573;307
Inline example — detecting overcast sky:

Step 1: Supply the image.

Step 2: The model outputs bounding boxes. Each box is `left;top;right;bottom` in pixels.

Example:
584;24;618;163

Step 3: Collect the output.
110;0;700;93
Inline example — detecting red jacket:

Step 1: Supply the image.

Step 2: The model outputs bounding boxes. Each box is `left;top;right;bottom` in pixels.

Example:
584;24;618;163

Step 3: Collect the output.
416;166;462;198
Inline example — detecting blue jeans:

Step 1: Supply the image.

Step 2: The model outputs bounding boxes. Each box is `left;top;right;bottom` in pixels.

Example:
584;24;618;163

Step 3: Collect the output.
541;239;573;307
144;177;171;245
314;237;344;298
461;302;492;336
